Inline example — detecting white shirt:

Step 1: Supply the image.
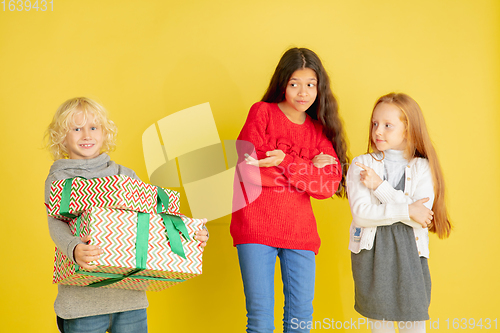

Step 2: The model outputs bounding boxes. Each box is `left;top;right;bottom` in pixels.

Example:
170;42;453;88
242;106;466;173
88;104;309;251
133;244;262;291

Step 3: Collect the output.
383;149;408;187
346;152;435;258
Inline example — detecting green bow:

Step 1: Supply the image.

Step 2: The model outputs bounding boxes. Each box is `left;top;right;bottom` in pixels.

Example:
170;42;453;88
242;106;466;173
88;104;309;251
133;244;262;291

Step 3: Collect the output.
156;186;191;259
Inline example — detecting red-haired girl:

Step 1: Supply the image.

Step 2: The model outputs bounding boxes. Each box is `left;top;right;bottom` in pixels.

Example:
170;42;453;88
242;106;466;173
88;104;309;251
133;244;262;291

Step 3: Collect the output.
347;93;451;333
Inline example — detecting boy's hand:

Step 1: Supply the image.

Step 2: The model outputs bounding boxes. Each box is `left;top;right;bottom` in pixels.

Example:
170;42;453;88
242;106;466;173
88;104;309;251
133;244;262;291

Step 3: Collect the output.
74;235;103;270
193;219;209;248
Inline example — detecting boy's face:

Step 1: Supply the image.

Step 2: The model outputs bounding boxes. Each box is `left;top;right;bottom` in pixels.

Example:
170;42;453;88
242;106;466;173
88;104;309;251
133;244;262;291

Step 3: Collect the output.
64;111;104;160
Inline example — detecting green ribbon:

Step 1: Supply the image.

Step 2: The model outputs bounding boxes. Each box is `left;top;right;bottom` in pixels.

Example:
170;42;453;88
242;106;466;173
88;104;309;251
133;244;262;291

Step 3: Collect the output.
60;178;77;219
135;212;150;270
74;215;82;272
155;185;170;213
156;186;190;259
82;270;186;288
160;214;190;259
86;268;143;288
60;176;88;218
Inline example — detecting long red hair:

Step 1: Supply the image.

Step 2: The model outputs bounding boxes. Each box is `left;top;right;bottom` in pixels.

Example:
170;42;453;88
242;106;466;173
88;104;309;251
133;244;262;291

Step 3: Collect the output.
368;93;451;238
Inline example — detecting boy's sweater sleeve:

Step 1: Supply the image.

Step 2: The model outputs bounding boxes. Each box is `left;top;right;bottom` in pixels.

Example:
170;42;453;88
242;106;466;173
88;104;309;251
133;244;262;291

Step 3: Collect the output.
48;216;82;261
277;133;342;199
45;177;82;262
347;157;413;227
45;164;140;263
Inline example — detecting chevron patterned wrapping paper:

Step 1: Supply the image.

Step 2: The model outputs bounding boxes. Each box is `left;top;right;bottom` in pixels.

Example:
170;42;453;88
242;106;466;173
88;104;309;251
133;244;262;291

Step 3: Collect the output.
48;175;180;220
52;207;203;292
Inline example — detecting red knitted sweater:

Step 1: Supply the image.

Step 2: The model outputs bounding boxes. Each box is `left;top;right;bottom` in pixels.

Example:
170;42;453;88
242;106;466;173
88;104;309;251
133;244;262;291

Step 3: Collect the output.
230;102;342;254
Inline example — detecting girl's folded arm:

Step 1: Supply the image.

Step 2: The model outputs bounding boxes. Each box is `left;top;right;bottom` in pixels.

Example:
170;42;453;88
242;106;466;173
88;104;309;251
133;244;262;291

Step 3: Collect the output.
371;160;434;228
279;141;342;199
373;160;434;207
348;159;434;229
348;191;412;227
236;104;289;188
347;159;412;227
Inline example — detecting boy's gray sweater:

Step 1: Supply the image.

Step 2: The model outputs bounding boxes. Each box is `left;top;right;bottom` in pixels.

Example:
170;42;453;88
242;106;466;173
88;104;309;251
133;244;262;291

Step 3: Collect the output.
45;154;148;319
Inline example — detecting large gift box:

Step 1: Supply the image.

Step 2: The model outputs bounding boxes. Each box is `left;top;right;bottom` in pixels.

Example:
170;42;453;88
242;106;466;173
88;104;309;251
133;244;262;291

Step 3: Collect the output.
53;207;203;291
48;175;180;220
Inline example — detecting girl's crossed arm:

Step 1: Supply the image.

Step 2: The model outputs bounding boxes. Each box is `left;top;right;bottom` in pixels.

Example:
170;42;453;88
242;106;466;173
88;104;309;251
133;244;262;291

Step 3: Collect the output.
370;160;434;228
347;158;433;228
238;104;341;197
243;146;341;199
236;104;292;188
275;142;341;199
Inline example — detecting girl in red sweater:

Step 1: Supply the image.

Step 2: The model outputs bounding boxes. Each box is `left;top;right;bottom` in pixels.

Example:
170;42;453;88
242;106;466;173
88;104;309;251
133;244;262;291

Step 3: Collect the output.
230;48;349;332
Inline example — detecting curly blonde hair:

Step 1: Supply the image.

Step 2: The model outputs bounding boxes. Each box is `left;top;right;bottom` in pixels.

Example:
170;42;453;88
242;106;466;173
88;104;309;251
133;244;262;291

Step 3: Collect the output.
45;97;117;160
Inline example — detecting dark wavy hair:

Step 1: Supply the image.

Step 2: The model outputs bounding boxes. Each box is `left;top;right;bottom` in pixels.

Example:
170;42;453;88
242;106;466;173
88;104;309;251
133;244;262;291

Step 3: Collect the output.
262;47;349;197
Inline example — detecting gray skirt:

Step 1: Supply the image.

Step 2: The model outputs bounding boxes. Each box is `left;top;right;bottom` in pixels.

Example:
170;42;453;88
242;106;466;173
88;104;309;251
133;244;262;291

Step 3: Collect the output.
351;222;431;322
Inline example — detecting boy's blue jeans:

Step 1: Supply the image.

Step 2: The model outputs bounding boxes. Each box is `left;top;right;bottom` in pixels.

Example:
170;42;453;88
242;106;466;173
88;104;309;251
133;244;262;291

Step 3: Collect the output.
237;243;316;333
58;309;147;333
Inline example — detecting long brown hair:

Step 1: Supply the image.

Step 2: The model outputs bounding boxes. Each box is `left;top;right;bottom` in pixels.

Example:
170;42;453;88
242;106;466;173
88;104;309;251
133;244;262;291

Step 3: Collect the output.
262;47;350;197
368;93;451;238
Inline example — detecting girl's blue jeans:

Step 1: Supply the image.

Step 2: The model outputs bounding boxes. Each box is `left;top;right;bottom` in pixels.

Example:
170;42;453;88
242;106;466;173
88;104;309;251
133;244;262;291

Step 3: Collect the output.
237;243;316;333
58;309;147;333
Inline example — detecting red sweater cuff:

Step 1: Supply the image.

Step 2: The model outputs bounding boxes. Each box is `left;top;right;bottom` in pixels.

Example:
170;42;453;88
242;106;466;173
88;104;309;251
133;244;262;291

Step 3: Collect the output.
278;154;293;169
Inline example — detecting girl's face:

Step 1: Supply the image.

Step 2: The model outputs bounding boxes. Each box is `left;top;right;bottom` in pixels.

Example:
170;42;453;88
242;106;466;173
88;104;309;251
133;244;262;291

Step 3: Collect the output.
371;102;407;151
281;67;318;114
64;111;104;159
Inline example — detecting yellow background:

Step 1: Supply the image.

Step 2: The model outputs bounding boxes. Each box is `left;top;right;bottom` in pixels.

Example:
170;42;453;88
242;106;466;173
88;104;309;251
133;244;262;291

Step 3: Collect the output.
1;0;499;332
